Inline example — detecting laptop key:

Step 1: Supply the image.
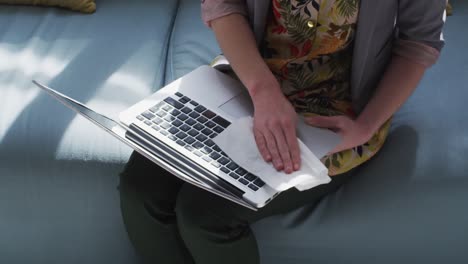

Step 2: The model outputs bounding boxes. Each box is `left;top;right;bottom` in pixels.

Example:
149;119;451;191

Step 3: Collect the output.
213;126;224;134
211;161;221;168
162;105;171;111
169;109;181;116
168;134;177;141
193;150;203;157
151;125;160;131
189;112;200;119
159;130;168;136
202;110;216;119
176;140;186;146
193;141;204;149
227;162;239;171
197;116;208;124
184;137;196;144
181;107;191;114
150;101;165;112
212;145;222;152
171;119;183;127
201;128;213;136
164;97;184;109
156;111;166;117
169;127;179;135
202;156;212;163
229;172;240;180
253;178;265;188
164;115;177;122
193;123;204;131
144;120;152;126
142;111;155;120
239;178;249;185
196;134;207;142
160;122;171;130
201;147;212;154
176;132;188;139
248;184;259;191
220;167;230;174
212;116;231;128
194;105;206;113
209;133;218;139
188;129;199;137
235;168;247;176
136;115;145;121
205;139;215;147
189;100;199;106
245;173;256;181
153;117;163;125
218;157;230;165
175;92;183;97
179;124;191;132
177;114;189;121
185;145;194;152
205;121;216;128
209;152;221;160
179;97;190;104
185;118;197;126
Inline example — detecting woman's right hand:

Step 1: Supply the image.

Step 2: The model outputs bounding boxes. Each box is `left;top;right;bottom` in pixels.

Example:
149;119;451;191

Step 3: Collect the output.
209;14;301;173
250;81;301;174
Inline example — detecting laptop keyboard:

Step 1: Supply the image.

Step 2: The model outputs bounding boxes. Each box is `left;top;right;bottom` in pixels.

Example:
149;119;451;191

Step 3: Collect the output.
136;92;266;192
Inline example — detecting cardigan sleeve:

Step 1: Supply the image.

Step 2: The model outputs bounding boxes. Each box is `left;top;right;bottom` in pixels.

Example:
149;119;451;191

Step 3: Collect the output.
394;0;447;67
201;0;248;27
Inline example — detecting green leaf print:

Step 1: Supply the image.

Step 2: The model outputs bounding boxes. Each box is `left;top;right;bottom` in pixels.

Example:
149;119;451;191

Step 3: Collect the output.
336;0;358;19
332;154;341;168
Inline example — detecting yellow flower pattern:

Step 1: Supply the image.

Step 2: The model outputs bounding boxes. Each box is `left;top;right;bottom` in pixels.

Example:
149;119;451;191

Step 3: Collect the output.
262;0;391;176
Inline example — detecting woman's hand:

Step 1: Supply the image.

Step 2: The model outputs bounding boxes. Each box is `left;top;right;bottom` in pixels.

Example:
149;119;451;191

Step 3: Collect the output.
251;83;301;174
304;115;374;154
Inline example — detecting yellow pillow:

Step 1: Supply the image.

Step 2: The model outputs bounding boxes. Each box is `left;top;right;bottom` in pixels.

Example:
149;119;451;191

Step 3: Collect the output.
0;0;96;13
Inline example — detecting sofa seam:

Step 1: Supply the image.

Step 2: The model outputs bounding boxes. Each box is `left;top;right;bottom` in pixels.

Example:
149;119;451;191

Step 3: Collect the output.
164;0;182;85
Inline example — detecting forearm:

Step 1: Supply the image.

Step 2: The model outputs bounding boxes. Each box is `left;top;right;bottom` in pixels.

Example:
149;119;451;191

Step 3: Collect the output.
356;55;427;134
210;14;281;99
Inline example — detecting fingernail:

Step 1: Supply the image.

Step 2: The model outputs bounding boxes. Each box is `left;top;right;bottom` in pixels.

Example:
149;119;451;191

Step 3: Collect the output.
294;163;300;170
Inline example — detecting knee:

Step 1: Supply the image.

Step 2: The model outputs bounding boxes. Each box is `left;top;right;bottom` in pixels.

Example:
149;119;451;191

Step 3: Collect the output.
175;185;249;235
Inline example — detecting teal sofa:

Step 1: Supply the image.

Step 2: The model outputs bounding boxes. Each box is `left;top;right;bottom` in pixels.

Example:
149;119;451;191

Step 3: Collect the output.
0;0;467;263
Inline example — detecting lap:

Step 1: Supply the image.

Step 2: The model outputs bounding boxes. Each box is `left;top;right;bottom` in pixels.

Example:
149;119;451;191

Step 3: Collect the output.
175;168;355;225
120;151;356;225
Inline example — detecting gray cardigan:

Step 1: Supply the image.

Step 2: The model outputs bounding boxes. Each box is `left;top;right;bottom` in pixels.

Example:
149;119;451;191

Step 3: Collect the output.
202;0;446;114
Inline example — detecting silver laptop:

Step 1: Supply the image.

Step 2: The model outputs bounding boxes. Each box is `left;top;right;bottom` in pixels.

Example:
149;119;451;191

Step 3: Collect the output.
34;66;283;211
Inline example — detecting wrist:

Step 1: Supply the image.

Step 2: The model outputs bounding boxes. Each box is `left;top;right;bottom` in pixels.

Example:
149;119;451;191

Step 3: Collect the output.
356;115;377;139
246;74;282;101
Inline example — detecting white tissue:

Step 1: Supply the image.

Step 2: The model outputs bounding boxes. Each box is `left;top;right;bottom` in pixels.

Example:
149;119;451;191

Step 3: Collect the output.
213;116;331;191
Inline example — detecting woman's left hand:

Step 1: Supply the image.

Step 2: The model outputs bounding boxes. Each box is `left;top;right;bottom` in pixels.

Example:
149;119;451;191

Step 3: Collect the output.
304;115;374;155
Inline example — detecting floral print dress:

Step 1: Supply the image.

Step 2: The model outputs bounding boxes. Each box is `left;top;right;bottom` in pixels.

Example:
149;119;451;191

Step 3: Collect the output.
262;0;392;176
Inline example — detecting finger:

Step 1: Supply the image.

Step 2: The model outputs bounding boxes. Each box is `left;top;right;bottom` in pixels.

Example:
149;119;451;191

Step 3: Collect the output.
272;126;293;174
282;124;301;171
305;115;344;129
263;129;283;171
253;129;272;162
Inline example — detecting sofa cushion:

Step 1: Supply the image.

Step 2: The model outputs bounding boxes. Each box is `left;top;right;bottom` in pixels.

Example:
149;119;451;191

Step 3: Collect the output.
0;0;179;164
0;0;96;13
164;0;221;83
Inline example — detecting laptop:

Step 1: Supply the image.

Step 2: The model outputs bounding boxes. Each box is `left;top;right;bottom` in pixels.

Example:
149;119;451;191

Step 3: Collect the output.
34;65;283;211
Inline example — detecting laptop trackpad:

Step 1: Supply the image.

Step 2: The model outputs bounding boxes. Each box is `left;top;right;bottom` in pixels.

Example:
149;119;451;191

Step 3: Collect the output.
218;91;254;119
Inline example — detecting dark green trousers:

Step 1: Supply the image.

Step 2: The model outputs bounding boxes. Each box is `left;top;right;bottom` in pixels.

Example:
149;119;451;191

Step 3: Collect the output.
119;151;354;264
